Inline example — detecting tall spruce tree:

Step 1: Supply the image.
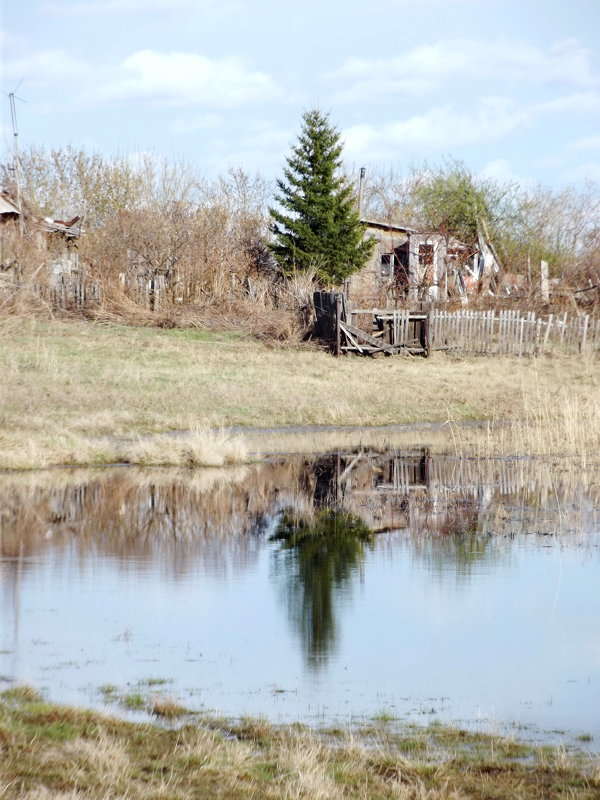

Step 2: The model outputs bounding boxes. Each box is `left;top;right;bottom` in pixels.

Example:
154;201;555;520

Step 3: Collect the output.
269;109;374;284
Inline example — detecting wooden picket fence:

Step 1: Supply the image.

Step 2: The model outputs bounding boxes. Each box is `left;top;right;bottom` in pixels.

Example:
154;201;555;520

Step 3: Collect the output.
24;274;166;310
313;293;599;357
430;309;600;355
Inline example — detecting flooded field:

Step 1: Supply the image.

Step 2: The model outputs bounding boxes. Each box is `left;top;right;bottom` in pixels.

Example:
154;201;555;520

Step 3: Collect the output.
1;450;599;748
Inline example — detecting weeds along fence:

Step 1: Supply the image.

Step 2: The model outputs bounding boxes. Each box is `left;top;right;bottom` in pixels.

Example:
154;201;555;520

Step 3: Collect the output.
430;309;600;355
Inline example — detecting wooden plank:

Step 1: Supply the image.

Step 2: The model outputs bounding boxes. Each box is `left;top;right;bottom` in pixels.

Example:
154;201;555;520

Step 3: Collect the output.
527;311;535;355
559;312;567;346
543;313;553;352
339;320;400;354
342;326;365;353
581;314;589;352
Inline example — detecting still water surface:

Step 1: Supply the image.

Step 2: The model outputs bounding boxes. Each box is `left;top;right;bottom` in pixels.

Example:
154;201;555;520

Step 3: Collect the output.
1;451;599;746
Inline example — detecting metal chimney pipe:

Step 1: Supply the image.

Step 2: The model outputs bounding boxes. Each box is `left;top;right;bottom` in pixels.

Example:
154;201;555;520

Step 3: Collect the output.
358;166;366;220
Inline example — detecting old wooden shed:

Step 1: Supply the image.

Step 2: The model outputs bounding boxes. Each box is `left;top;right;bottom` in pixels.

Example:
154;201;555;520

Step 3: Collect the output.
345;219;475;305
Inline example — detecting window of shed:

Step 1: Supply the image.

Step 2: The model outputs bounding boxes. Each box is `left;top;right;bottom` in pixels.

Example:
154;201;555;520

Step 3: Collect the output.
380;253;395;277
418;244;434;267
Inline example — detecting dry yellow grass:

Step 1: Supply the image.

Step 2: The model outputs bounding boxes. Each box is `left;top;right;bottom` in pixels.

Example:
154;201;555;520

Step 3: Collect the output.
0;428;247;470
0;316;598;468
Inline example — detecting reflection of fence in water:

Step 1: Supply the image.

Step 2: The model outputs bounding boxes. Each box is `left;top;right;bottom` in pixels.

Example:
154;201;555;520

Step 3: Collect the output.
328;451;599;536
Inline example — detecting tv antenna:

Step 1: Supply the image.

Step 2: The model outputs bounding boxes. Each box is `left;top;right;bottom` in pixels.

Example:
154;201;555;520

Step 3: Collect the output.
8;82;26;232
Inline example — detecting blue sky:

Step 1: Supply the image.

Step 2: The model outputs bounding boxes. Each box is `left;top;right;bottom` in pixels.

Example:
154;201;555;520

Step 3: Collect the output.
2;0;600;189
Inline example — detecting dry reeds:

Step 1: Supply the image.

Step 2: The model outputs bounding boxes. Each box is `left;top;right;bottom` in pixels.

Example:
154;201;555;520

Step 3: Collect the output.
445;365;600;461
116;428;248;467
0;429;248;471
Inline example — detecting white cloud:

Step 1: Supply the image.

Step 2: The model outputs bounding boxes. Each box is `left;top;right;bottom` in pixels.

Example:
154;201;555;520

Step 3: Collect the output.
342;97;528;160
568;135;600;151
217;121;293;174
89;50;280;108
563;161;600;182
40;0;207;16
2;49;93;86
340;87;600;162
2;47;281;110
479;159;532;187
533;91;600;115
326;37;598;102
170;113;223;134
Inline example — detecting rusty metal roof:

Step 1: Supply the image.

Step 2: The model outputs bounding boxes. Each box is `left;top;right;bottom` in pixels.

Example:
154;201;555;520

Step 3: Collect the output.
41;216;84;238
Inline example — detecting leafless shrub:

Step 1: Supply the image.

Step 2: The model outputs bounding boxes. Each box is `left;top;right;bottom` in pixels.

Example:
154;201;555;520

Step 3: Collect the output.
1;149;321;339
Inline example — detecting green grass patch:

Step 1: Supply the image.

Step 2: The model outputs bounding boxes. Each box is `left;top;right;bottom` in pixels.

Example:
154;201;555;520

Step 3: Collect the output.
122;693;146;710
1;686;43;704
139;677;172;687
371;709;398;724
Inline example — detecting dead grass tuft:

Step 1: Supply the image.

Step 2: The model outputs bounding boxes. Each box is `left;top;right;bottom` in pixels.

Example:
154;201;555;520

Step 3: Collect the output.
149;698;188;719
118;428;248;468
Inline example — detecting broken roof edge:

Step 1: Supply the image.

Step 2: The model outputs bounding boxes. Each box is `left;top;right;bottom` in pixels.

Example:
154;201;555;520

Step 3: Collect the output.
361;218;416;234
361;218;473;251
0;194;21;215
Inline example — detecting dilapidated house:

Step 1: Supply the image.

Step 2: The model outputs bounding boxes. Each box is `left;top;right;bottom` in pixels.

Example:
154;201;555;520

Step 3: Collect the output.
40;215;84;287
345;219;477;305
0;188;84;296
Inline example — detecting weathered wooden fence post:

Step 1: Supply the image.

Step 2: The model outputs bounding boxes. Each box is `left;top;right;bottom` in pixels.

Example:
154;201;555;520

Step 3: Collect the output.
335;293;342;357
540;260;549;303
425;306;433;357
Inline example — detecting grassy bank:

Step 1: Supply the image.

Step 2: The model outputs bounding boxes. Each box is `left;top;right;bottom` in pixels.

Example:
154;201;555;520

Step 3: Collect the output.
0;316;599;468
1;688;598;800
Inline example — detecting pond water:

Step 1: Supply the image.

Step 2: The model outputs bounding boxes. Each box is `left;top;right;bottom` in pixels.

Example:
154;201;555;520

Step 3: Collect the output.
1;450;599;747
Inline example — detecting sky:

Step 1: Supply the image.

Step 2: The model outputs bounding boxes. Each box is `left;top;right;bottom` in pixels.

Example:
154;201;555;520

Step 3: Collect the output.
1;0;600;192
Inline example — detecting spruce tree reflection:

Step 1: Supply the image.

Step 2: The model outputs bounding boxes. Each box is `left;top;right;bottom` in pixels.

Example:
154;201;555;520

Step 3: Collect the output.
270;509;374;670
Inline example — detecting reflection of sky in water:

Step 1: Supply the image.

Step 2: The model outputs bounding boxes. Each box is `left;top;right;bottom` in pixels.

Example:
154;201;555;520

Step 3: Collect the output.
0;454;599;747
